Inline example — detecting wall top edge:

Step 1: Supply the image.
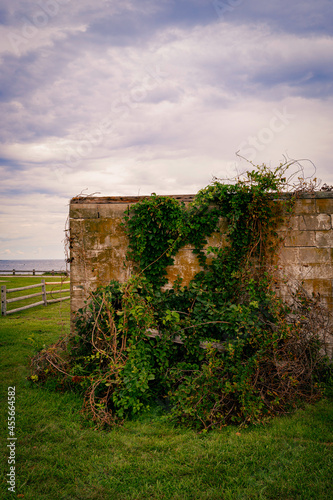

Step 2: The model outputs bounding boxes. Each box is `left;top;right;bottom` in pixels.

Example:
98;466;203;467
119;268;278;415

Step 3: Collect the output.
70;192;333;205
70;195;196;204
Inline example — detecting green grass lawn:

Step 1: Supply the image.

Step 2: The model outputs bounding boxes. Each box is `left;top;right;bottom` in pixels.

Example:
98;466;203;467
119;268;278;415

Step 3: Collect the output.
1;278;332;499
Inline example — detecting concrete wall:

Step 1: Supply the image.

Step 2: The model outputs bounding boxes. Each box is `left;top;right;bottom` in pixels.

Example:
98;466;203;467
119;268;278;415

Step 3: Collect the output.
69;193;333;320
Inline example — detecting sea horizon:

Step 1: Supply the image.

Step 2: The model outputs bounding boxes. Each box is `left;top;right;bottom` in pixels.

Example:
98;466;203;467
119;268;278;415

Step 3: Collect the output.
0;259;68;274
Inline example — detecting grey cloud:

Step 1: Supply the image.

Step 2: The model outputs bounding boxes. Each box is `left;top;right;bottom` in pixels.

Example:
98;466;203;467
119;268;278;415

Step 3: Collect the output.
1;0;333;257
213;0;333;36
180;28;333;101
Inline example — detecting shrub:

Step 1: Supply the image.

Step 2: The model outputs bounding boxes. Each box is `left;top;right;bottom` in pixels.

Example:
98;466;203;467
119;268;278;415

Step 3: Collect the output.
30;164;333;429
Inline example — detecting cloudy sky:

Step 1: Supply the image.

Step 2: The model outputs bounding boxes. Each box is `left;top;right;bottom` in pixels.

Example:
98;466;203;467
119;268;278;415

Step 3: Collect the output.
1;0;333;259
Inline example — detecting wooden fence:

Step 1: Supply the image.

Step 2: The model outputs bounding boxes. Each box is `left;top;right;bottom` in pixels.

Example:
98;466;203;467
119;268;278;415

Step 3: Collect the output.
1;280;70;316
0;269;68;276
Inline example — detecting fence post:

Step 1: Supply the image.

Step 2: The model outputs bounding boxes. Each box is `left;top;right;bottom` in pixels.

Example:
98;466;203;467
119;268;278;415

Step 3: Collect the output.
33;269;35;276
12;269;15;276
1;286;7;316
41;280;47;306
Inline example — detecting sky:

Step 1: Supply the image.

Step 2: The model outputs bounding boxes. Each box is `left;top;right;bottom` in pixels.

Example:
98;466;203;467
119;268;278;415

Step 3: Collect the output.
0;0;333;259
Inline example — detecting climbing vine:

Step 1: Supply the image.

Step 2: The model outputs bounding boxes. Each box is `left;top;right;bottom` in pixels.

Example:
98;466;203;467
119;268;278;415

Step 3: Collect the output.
122;192;220;286
30;164;332;430
123;164;290;290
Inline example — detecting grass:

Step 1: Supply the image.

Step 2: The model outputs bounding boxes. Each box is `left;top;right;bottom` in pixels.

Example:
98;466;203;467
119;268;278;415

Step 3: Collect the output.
1;277;333;499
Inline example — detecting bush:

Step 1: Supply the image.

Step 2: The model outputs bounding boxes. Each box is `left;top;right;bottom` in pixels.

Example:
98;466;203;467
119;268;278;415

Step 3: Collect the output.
30;164;333;429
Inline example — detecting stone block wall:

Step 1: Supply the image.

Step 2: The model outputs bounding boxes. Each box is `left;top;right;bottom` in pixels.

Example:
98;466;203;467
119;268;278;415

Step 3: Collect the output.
69;193;333;323
276;194;333;311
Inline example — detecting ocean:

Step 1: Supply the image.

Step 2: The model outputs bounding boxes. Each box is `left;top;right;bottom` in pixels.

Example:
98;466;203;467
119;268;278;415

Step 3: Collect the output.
0;259;69;275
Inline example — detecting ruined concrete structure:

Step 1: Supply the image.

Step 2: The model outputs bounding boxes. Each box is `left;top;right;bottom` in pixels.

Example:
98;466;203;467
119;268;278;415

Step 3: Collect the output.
69;193;333;324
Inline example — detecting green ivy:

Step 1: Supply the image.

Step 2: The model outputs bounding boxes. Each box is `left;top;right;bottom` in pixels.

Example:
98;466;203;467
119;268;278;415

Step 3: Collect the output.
30;164;331;430
122;193;220;286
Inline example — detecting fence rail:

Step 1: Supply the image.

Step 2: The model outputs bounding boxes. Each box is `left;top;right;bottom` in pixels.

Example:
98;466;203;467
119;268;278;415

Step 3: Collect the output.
0;269;69;276
1;280;70;316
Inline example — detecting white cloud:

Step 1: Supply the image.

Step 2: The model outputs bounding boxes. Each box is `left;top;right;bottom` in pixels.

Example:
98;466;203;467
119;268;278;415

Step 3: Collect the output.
1;0;333;257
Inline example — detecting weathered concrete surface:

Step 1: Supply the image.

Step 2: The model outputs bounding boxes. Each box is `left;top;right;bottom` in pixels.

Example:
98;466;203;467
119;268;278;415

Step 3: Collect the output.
70;193;333;322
